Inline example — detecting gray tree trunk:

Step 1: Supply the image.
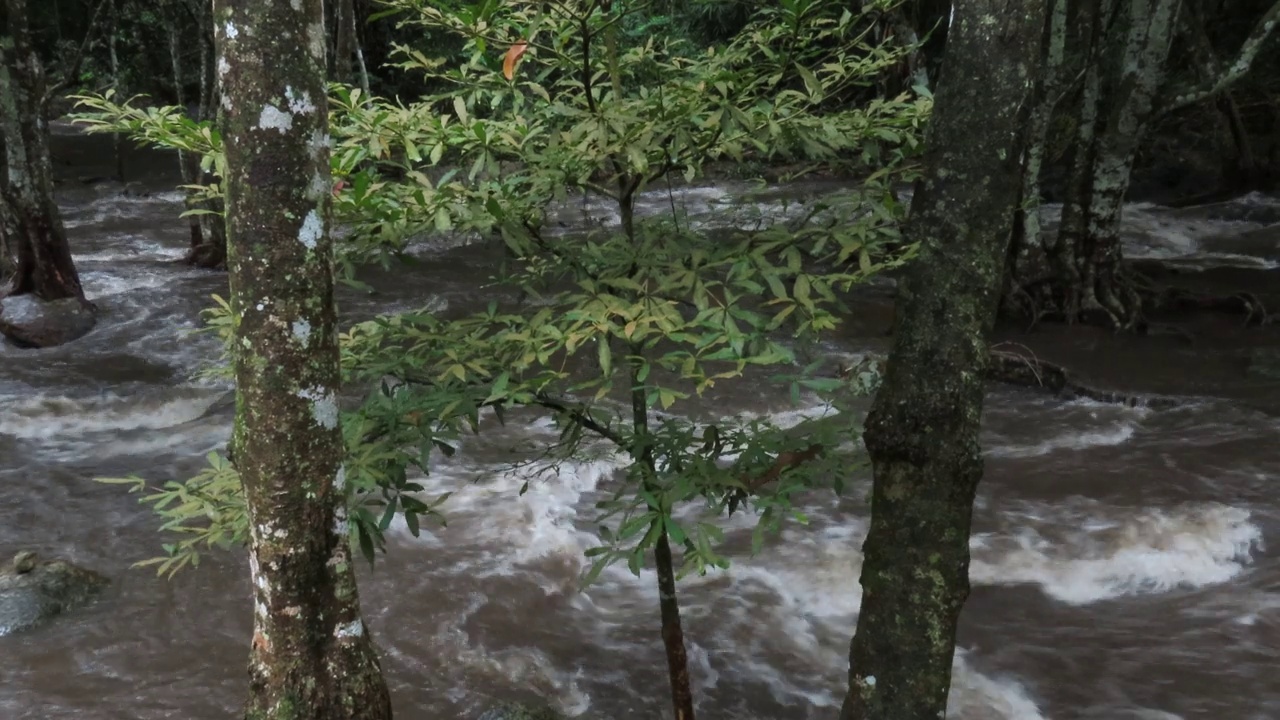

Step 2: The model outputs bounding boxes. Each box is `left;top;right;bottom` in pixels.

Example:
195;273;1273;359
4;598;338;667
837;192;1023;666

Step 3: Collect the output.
839;0;1046;717
212;0;393;718
0;0;89;304
332;0;357;84
1055;0;1180;328
1007;0;1280;329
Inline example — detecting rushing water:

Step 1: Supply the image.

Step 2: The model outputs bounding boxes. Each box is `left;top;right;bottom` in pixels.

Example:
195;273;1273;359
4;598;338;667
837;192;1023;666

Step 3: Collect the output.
4;130;1280;719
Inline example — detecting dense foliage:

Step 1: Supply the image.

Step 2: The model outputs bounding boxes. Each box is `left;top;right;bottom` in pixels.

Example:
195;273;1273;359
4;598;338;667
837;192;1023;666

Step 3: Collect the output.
90;0;926;710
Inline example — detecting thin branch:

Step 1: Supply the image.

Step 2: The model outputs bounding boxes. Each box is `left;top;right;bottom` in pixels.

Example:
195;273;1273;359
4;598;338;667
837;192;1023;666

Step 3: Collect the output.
1162;0;1280;113
739;443;824;493
532;391;627;445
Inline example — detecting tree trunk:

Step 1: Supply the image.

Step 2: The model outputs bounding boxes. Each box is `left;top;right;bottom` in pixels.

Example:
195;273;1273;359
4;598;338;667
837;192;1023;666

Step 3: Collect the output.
333;0;357;84
1005;0;1069;322
0;0;88;303
1007;0;1186;329
175;0;228;270
1059;0;1179;328
107;0;124;182
629;353;696;720
165;0;202;250
213;0;393;717
839;0;1045;718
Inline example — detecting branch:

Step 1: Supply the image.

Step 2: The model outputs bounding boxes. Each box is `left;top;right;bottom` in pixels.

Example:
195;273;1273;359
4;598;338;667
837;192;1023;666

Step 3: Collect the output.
43;0;110;108
1162;0;1280;113
531;391;627;445
740;443;824;493
986;346;1184;408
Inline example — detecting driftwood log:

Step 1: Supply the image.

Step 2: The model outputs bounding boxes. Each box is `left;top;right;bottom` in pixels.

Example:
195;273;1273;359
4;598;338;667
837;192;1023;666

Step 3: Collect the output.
985;347;1185;408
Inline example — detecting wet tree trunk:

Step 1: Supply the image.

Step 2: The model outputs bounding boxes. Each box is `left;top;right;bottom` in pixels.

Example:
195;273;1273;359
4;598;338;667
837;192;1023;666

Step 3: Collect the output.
332;0;357;83
163;0;206;256
107;0;123;182
213;0;393;718
1054;0;1179;329
839;0;1045;718
1007;0;1280;329
1004;0;1069;321
629;347;695;720
182;0;227;269
0;0;88;303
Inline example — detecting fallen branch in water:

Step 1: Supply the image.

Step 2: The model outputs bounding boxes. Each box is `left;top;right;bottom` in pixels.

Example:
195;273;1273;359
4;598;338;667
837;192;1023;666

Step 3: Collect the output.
986;344;1185;408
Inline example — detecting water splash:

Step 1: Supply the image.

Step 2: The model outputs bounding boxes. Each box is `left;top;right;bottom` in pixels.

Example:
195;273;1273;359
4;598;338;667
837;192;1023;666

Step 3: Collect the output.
971;503;1262;604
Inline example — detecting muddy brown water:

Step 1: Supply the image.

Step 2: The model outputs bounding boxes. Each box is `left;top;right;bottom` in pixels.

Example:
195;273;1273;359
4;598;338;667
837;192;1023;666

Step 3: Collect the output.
3;125;1280;719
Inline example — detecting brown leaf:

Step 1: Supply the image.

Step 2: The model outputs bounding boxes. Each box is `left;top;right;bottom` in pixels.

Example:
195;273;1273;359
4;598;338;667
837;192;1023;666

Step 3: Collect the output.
503;42;529;81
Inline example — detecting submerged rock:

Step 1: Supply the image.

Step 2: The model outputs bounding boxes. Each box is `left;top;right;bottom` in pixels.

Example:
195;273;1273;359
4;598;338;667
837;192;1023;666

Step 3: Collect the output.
1246;347;1280;382
476;701;567;720
0;551;108;636
0;295;97;348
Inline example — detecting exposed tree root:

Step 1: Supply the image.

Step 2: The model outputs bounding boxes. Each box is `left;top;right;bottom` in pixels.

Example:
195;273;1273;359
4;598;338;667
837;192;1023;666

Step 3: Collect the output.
987;344;1186;408
1004;260;1271;331
1145;285;1270;326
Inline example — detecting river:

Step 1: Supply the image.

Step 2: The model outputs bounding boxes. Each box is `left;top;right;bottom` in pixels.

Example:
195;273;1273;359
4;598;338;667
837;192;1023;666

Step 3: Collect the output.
2;125;1279;720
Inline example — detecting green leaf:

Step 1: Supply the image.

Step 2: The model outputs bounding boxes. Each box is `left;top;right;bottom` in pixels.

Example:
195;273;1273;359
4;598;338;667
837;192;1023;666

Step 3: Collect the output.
597;337;612;376
796;63;823;101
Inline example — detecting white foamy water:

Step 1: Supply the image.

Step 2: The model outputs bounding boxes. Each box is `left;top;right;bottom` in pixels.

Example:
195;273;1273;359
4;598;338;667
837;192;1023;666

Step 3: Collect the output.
1035;198;1280;263
971;503;1263;604
0;390;224;440
386;428;1049;719
62;190;189;229
984;396;1151;457
986;422;1138;458
80;266;205;298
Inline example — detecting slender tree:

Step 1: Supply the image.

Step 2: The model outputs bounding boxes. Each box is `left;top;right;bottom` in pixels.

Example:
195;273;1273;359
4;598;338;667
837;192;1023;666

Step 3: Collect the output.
181;0;228;269
0;0;89;304
839;0;1047;718
213;0;392;717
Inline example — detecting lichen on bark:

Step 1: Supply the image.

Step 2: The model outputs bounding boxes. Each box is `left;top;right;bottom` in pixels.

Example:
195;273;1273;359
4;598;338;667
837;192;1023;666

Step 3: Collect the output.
214;0;392;718
839;1;1046;718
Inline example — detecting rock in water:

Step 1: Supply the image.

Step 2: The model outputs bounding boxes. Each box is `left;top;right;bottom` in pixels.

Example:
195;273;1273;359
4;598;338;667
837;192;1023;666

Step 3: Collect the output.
0;295;97;348
1246;347;1280;382
476;701;567;720
0;552;108;636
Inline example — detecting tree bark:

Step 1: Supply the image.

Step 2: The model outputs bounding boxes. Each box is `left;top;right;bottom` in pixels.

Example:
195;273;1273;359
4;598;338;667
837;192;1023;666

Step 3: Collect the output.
839;0;1045;718
179;0;228;270
1161;0;1280;111
0;0;88;303
107;0;123;182
1006;0;1181;329
332;0;357;84
213;0;393;718
629;353;696;720
163;0;207;257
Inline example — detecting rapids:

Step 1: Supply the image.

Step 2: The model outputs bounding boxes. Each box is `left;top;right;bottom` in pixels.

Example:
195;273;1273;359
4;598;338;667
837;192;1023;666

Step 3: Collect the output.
3;127;1279;719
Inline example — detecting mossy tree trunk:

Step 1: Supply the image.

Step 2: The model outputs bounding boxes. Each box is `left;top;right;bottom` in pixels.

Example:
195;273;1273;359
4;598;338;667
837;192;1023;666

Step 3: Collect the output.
213;0;392;718
0;0;87;302
839;0;1045;718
